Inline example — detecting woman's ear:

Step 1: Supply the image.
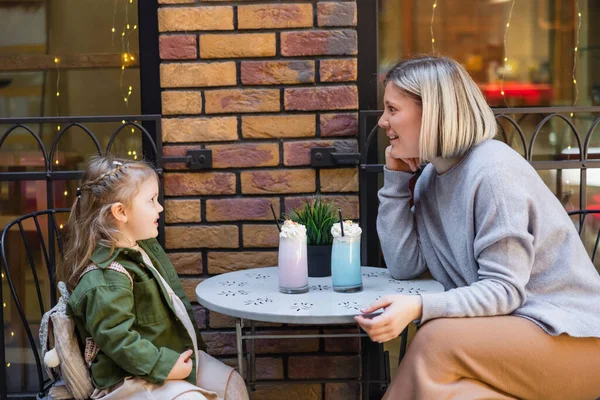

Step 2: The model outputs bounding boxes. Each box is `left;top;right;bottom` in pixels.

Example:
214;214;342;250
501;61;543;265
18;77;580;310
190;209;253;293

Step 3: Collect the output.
111;202;128;223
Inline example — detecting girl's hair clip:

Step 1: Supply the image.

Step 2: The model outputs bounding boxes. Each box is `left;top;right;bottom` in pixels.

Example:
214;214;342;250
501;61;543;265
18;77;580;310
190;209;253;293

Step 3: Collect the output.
76;187;82;198
113;161;123;166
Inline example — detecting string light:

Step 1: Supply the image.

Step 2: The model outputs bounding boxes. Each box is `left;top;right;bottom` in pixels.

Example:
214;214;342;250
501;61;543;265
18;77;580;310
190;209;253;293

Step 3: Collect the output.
430;1;437;51
64;191;68;196
500;0;516;107
1;273;4;278
55;56;61;134
571;4;582;115
59;224;64;230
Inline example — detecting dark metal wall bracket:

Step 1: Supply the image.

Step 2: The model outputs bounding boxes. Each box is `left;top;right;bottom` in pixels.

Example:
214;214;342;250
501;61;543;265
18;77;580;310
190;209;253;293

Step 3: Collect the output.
311;147;360;168
163;149;213;170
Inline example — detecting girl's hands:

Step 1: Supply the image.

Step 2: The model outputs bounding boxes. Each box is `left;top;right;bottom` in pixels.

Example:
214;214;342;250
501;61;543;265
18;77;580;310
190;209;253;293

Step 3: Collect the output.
385;146;420;173
354;295;423;343
166;349;193;380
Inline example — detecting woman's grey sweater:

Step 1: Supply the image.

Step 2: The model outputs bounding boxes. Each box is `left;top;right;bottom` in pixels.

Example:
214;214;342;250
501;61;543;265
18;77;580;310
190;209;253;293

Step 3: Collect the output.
377;139;600;337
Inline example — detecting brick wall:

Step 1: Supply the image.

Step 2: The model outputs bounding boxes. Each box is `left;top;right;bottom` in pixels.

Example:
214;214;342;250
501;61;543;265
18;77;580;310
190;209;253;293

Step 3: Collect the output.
158;1;360;398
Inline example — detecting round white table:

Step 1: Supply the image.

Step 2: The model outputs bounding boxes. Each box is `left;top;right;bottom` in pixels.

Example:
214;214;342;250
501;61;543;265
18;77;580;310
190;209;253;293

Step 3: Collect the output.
196;266;444;387
196;266;444;324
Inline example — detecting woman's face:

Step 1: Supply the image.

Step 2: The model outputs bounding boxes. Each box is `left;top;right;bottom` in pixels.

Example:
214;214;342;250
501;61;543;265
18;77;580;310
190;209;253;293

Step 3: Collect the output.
378;84;422;160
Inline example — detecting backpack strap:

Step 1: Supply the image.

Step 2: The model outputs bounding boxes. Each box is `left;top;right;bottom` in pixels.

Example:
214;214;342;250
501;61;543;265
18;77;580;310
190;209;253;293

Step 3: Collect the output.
78;261;133;289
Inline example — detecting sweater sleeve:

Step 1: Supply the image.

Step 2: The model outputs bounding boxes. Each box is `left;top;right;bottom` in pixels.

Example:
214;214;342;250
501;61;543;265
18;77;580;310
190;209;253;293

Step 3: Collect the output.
419;166;535;323
377;167;428;279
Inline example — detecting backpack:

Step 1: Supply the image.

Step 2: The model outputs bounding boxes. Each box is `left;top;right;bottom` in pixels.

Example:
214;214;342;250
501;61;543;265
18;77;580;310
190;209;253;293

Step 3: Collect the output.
39;263;133;400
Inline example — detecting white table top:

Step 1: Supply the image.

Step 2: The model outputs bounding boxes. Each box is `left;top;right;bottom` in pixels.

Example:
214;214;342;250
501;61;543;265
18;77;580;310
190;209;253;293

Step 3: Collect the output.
196;267;445;324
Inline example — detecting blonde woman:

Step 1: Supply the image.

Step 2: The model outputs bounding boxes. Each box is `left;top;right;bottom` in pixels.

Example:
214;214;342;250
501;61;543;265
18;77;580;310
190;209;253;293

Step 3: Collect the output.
355;56;600;399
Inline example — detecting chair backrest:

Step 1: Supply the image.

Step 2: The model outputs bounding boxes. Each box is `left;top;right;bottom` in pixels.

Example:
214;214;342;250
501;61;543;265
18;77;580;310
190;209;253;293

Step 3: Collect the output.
568;209;600;265
0;209;70;399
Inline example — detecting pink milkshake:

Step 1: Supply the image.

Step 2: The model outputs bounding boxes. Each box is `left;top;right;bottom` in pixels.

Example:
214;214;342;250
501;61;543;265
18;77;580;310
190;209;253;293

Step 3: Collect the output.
278;220;309;294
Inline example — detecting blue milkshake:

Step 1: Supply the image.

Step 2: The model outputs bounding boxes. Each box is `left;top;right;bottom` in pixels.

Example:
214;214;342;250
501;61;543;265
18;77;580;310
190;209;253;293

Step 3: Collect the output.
330;221;363;293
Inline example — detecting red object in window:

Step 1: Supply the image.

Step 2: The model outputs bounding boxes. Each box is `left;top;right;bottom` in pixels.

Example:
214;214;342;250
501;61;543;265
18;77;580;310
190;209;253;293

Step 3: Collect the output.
479;83;553;106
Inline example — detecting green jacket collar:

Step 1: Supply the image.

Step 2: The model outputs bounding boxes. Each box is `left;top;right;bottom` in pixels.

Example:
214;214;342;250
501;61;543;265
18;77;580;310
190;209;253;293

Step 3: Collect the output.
90;241;148;268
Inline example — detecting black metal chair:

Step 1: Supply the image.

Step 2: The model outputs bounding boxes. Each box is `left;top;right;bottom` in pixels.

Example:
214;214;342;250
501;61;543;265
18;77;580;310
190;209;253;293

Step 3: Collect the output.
568;209;600;265
0;209;70;400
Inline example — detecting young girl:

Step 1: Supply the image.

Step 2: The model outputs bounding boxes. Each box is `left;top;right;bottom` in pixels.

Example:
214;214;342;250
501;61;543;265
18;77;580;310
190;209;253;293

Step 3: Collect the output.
62;157;248;400
355;56;600;399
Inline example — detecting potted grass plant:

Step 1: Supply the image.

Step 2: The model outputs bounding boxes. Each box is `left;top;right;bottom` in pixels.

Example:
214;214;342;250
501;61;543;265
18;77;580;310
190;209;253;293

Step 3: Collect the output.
286;197;338;277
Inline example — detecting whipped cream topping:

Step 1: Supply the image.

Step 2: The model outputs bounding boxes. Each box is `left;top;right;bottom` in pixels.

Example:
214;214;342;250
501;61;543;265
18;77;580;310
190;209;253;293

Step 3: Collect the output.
280;220;307;240
331;220;362;238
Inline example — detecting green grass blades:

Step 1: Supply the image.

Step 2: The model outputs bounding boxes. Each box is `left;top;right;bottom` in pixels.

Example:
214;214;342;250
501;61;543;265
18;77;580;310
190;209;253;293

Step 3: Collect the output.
285;197;338;245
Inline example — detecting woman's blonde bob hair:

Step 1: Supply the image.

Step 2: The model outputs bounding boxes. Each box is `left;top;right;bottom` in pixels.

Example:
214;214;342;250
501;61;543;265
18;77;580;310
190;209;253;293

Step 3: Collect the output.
383;56;497;162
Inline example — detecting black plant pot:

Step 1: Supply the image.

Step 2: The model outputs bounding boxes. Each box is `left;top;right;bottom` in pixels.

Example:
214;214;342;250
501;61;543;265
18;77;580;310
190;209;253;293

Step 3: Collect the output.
307;245;332;277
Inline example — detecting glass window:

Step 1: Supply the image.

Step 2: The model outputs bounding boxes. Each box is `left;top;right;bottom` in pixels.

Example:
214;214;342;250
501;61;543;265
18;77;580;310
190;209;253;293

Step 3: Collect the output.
0;1;142;394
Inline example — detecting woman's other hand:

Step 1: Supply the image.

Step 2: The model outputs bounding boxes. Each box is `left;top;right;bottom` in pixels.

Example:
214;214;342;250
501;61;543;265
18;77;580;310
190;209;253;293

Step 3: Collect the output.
354;295;423;343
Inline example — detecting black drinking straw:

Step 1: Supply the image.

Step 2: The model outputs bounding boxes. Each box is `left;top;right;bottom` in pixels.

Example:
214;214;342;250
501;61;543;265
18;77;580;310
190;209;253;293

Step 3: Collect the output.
338;208;344;236
270;203;281;233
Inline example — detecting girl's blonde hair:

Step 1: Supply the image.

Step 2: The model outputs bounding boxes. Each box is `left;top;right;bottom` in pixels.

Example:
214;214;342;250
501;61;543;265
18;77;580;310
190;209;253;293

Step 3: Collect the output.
384;56;497;162
61;156;158;290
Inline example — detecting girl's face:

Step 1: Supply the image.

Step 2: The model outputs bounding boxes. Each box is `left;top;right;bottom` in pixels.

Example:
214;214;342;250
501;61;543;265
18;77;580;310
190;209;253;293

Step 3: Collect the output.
378;84;422;159
121;178;163;243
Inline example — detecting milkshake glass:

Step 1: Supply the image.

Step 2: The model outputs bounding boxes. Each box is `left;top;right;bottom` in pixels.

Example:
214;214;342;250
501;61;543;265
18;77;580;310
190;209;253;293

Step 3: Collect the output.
278;220;309;294
330;220;363;293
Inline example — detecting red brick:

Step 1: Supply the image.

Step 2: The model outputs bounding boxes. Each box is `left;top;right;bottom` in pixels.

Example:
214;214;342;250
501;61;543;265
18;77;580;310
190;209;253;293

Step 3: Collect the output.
165;225;239;249
288;355;360;379
238;4;313;29
168;252;203;275
205;89;280;114
158;7;233;32
159;35;197;60
160;62;236;88
208;143;279;168
163;145;202;170
242;115;316;139
281;30;357;56
317;2;357;27
320;58;357;82
320;168;359;192
165;199;201;223
255;330;320;354
206;198;280;221
200;33;276;58
202;331;238;356
208;311;238;328
241;169;316;194
165;144;276;170
320;113;358;137
207;251;278;274
181;277;204;302
250;384;321;400
192;304;207;329
243;225;279;248
161;91;202;115
324;328;361;352
241;60;314;85
285;86;358;111
220;357;284;381
162;117;238;143
325;383;360;400
164;172;236;196
285;195;359;219
283;139;357;166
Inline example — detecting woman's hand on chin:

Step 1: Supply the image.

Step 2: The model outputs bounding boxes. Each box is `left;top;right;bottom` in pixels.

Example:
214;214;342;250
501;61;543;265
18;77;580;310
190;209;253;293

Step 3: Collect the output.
385;146;420;172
